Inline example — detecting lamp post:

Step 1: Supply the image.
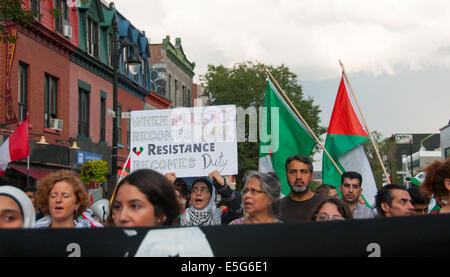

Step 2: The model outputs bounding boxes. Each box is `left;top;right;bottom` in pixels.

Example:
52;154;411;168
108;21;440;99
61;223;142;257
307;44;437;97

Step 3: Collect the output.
111;3;141;194
55;139;80;166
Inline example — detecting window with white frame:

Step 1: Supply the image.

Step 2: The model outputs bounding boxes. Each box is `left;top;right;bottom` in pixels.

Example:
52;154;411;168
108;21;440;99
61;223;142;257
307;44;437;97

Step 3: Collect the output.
86;17;99;57
44;74;58;128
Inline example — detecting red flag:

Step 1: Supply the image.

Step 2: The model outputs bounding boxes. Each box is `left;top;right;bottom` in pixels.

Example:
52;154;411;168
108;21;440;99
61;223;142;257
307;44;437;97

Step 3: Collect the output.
0;116;29;174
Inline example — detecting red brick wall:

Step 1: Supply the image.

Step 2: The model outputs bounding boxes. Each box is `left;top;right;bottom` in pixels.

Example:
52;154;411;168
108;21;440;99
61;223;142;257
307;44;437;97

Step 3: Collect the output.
69;62;145;151
6;31;71;139
0;42;6;123
120;84;148;161
149;44;164;66
22;0;79;47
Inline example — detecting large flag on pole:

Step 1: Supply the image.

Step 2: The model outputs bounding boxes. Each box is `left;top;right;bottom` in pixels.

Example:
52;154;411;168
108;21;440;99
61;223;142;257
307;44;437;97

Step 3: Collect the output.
322;74;377;208
0;116;29;175
259;79;316;196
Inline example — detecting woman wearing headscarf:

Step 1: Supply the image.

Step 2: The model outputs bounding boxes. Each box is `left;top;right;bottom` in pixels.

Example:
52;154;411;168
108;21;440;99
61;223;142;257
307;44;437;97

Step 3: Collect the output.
0;186;36;228
181;177;222;226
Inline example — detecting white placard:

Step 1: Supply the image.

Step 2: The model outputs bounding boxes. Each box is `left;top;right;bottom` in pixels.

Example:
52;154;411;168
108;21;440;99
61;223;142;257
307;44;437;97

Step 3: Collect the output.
395;134;413;144
130;105;237;177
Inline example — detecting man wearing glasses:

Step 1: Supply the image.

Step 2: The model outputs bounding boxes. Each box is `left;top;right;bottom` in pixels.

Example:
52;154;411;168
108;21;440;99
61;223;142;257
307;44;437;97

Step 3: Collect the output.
278;155;325;222
339;171;375;219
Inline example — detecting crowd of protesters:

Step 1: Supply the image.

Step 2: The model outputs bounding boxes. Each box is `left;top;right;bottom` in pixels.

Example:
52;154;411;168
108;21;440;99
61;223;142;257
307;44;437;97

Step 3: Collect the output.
0;155;449;229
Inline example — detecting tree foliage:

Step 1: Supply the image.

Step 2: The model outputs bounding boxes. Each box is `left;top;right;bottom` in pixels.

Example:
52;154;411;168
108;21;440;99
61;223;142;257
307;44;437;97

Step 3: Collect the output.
1;0;89;43
81;160;109;185
362;131;397;188
0;0;36;42
201;61;325;188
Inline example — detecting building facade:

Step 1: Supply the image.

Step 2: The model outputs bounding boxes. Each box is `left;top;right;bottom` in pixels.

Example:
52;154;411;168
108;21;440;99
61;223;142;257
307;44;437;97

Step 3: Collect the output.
440;122;450;159
385;133;441;185
0;0;163;199
150;36;195;108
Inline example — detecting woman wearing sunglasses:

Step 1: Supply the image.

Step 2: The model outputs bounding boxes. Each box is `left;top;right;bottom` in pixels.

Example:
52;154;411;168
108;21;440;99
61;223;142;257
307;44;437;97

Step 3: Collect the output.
229;170;281;225
310;197;353;222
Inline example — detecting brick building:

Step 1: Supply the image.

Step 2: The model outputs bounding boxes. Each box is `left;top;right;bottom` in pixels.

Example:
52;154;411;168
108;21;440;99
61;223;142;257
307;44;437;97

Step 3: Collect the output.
0;0;167;198
150;36;195;108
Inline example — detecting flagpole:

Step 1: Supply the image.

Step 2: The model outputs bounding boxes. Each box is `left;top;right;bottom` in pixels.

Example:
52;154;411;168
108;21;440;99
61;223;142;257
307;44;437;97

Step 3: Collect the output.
339;60;390;183
110;152;131;204
263;65;343;175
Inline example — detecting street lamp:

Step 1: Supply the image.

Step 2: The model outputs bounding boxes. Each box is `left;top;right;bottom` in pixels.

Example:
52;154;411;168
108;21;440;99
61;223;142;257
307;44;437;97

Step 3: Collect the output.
56;139;80;166
110;2;142;194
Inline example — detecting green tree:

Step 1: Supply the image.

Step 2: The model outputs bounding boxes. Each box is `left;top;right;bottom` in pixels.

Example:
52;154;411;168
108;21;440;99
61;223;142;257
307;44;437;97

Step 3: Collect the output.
81;160;108;186
0;0;36;42
362;131;397;188
1;0;89;43
201;61;325;189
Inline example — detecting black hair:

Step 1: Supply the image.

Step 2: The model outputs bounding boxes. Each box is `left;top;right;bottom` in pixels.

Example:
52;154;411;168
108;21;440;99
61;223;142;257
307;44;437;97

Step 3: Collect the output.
375;184;407;216
112;169;180;226
174;178;189;199
24;186;36;193
285;155;313;173
309;197;353;221
341;171;362;186
315;184;336;195
408;186;430;205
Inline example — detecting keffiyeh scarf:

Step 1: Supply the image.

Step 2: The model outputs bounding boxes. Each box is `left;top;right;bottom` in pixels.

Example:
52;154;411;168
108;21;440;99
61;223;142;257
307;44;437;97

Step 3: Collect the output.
180;186;222;226
35;216;92;228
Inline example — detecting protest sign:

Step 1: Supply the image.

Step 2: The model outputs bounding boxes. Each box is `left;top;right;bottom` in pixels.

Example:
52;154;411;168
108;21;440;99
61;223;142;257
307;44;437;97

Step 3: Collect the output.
130;105;237;177
1;214;450;257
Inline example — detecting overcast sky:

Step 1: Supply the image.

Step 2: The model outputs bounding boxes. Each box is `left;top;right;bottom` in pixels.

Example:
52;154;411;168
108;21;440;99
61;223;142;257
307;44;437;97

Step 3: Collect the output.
113;0;450;142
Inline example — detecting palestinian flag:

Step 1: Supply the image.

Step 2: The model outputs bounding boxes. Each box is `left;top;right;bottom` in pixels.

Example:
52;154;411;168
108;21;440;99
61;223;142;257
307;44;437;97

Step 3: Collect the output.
322;73;377;208
259;79;316;196
409;171;425;186
111;153;131;204
117;157;131;177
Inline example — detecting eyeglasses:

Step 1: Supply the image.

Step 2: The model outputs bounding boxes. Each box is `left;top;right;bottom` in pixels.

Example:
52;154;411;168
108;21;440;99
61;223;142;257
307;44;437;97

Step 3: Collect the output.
242;188;266;195
191;187;210;194
315;213;345;221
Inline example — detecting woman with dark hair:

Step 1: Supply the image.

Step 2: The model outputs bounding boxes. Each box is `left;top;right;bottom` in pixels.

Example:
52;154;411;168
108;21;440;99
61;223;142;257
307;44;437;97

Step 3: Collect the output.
420;158;450;214
108;169;180;227
310;197;353;222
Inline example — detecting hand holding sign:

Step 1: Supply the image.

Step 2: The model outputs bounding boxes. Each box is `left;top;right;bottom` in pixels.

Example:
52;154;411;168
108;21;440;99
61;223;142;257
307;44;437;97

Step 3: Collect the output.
130;106;237;178
208;170;225;187
165;172;177;185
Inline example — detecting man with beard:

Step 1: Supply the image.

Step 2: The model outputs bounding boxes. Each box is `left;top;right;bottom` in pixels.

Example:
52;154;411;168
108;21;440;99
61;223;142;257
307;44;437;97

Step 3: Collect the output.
278;155;325;222
339;171;374;219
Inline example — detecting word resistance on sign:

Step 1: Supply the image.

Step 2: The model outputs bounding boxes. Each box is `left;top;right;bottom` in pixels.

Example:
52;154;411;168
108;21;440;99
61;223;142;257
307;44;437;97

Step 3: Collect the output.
148;143;216;155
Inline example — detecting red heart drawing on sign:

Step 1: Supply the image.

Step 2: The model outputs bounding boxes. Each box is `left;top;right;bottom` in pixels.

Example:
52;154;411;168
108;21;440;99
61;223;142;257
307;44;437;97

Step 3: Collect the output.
132;146;144;156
